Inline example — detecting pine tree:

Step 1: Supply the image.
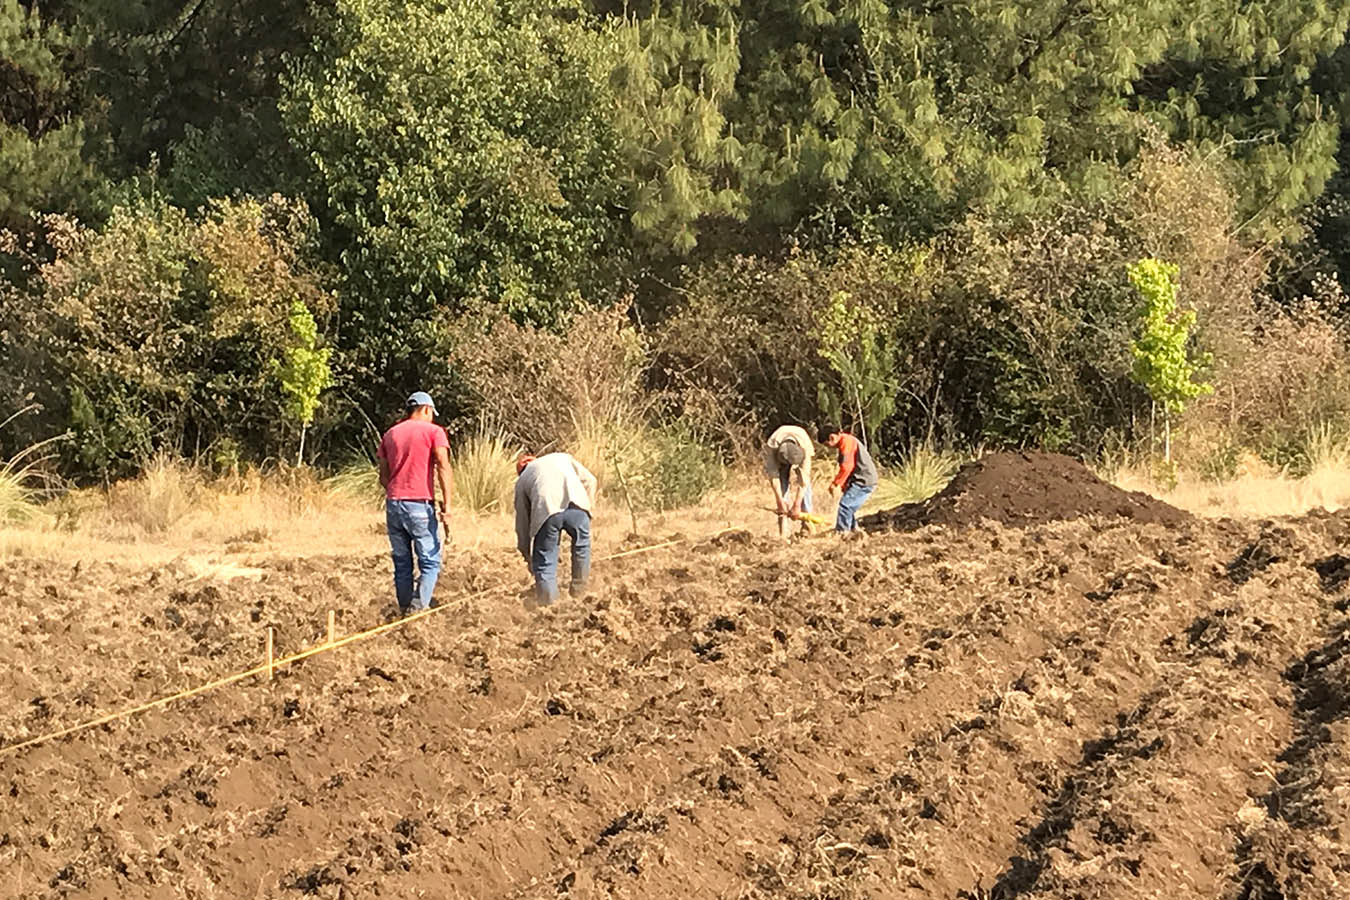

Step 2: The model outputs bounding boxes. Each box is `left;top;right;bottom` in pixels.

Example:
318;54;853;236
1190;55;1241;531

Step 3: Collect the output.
0;0;90;226
605;0;1350;250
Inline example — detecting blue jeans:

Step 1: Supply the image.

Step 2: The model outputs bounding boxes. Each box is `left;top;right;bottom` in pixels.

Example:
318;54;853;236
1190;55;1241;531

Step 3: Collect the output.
530;506;591;605
835;483;875;532
386;500;442;611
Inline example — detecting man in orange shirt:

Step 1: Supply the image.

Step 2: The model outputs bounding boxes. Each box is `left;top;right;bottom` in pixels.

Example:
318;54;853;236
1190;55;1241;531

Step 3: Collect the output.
818;424;878;533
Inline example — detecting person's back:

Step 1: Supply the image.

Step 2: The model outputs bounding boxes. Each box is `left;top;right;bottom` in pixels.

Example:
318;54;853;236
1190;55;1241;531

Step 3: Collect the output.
763;425;814;476
763;424;814;538
377;392;452;615
514;452;597;606
515;452;594;539
379;417;448;501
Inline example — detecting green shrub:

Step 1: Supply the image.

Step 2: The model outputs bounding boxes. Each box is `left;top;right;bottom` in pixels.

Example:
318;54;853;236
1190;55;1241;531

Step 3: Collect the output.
1195;436;1242;483
3;196;330;480
641;423;724;511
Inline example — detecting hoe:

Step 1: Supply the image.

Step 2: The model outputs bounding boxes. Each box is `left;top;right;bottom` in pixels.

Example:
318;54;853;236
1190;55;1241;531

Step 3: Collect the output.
763;507;831;527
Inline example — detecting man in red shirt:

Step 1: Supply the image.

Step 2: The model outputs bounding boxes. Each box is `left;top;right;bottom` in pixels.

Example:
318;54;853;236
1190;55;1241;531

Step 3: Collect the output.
377;391;453;614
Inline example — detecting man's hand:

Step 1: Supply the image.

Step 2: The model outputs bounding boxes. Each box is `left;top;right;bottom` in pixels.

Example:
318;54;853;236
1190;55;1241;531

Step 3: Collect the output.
775;496;789;516
828;483;841;499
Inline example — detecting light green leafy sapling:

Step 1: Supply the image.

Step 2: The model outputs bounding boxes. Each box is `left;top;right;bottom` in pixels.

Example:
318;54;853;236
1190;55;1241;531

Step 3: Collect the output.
274;299;333;464
1128;258;1212;461
816;290;897;445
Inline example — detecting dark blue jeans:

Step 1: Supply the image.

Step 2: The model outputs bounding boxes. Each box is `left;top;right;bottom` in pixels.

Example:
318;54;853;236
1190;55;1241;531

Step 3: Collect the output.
835;483;875;532
530;506;591;605
386;499;441;611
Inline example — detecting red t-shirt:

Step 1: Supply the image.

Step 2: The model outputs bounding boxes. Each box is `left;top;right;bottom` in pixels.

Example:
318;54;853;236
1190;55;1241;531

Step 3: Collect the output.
377;418;449;501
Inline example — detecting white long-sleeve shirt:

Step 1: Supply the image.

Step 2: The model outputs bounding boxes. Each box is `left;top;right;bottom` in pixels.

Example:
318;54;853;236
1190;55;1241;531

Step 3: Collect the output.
514;453;598;555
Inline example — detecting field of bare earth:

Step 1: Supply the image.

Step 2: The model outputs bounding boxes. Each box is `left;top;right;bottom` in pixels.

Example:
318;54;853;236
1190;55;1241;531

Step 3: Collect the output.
2;453;1349;899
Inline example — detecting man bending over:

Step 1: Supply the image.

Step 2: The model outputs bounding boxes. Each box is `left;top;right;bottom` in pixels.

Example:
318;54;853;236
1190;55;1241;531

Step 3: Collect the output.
515;452;598;606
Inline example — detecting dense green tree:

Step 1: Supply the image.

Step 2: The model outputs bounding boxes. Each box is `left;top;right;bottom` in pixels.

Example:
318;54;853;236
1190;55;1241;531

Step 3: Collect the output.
38;0;315;209
283;0;630;410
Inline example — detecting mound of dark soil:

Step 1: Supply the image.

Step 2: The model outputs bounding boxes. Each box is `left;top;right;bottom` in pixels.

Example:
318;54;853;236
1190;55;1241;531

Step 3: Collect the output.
861;451;1190;531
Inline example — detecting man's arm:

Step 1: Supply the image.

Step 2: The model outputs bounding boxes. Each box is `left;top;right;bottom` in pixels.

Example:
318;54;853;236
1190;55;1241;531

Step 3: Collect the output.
434;445;453;520
514;479;532;559
378;456;391;489
831;437;857;493
573;459;599;505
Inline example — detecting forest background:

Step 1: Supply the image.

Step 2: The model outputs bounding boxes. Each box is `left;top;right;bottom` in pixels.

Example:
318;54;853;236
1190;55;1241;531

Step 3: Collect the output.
4;0;1350;512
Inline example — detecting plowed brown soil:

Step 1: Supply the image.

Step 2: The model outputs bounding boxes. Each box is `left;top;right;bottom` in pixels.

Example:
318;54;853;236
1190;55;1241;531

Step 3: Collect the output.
3;491;1350;897
861;451;1191;531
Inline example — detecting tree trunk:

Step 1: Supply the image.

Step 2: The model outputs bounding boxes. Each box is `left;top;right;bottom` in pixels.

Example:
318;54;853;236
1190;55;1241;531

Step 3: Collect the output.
1150;402;1156;457
855;383;868;447
297;423;308;467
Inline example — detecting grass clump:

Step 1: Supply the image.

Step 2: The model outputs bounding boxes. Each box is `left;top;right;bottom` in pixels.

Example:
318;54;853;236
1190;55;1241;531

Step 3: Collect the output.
873;443;964;508
453;430;520;514
326;460;383;508
0;452;43;524
1303;421;1350;476
106;455;201;533
0;409;61;525
326;431;522;516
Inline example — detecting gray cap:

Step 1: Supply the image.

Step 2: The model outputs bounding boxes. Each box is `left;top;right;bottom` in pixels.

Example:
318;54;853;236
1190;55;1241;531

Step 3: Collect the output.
406;391;436;414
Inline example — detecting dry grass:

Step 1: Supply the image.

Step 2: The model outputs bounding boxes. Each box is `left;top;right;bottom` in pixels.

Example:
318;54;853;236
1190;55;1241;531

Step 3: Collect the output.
12;442;1350;569
1113;454;1350;518
0;459;776;566
0;409;62;525
1;461;386;564
454;429;523;514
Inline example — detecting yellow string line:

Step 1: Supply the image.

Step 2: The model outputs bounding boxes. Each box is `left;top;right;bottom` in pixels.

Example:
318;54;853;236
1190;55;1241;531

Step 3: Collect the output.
0;583;514;758
0;528;742;758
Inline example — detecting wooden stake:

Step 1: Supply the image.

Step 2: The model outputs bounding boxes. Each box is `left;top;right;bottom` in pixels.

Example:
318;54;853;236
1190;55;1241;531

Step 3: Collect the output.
265;627;275;681
327;610;336;645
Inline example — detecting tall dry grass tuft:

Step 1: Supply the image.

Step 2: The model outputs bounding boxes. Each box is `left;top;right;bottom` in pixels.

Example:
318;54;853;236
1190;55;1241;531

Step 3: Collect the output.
0;453;42;525
569;415;652;502
1303;421;1350;474
106;455;201;533
0;407;61;525
453;430;520;514
873;443;965;508
325;460;383;509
